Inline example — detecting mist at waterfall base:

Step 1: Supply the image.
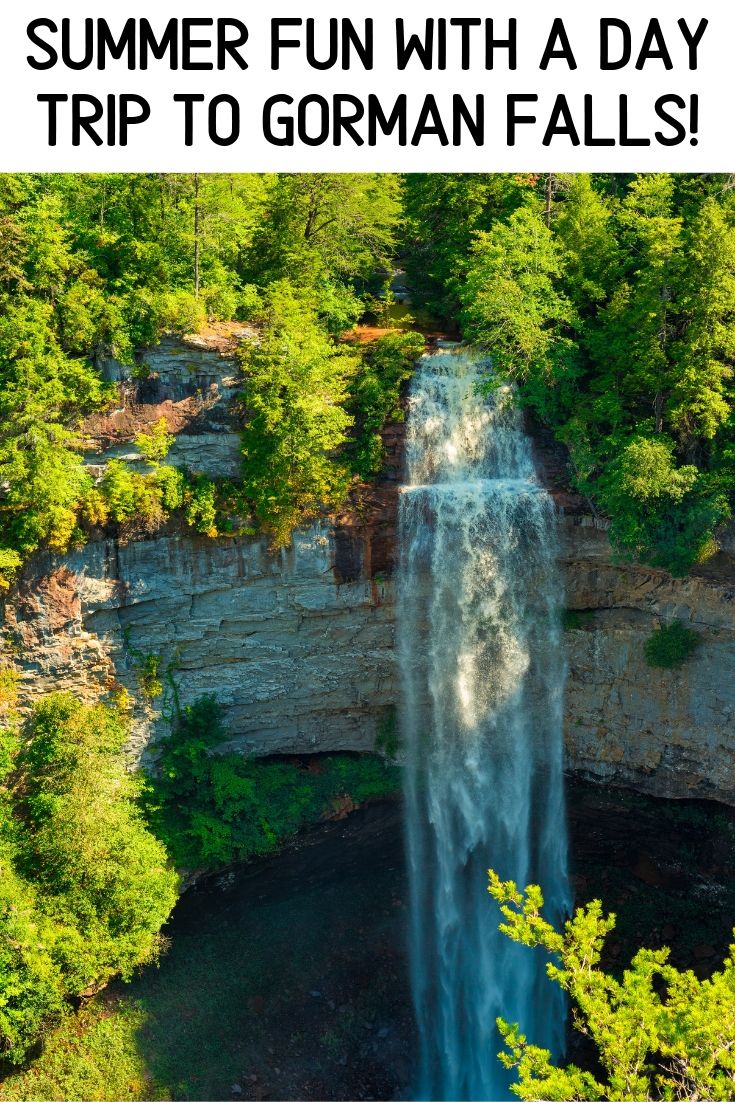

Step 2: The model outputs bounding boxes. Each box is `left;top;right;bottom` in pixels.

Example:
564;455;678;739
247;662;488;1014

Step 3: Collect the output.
398;349;571;1101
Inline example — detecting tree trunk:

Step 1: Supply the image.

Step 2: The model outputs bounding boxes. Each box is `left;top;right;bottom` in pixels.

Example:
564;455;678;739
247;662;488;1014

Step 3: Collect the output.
194;173;201;298
544;174;554;228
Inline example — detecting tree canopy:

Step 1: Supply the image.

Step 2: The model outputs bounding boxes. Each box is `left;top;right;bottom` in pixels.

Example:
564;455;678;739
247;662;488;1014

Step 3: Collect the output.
489;871;735;1101
404;172;735;574
0;680;177;1065
1;170;735;583
0;172;407;583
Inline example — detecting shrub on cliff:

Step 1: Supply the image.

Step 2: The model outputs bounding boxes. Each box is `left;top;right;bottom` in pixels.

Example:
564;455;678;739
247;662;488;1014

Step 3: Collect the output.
146;695;399;869
0;685;178;1064
347;330;426;478
644;619;702;668
489;871;735;1101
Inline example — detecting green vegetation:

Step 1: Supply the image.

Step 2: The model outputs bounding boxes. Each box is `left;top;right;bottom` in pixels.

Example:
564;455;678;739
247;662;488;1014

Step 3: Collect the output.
135;418;175;463
0;681;177;1066
348;330;426;478
0;997;156;1102
0;172;405;584
144;696;400;869
1;787;407;1102
644;619;702;668
239;283;359;546
489;871;735;1101
405;173;735;574
79;458;242;543
0;682;398;1074
4;170;731;579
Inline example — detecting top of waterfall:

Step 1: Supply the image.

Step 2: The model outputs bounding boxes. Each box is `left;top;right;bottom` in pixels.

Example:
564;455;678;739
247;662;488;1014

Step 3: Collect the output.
404;351;537;487
400;477;542;495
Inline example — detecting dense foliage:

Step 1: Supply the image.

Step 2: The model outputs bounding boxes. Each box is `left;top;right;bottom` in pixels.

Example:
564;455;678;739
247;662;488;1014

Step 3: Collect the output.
144;696;400;869
3;170;733;577
489;872;735;1101
239;283;360;545
0;681;177;1065
644;619;702;669
404;173;735;574
347;330;426;478
0;172;405;584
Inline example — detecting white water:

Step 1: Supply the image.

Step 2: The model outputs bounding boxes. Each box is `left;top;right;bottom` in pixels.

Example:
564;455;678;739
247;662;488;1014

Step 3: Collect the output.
398;349;570;1101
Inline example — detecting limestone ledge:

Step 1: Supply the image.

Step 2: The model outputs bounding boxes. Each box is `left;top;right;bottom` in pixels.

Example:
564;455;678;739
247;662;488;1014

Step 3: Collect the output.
2;510;735;806
1;527;395;763
560;516;735;804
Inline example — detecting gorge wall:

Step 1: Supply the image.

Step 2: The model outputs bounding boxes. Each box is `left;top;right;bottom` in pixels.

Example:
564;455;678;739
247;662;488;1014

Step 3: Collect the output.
2;334;734;804
560;518;735;803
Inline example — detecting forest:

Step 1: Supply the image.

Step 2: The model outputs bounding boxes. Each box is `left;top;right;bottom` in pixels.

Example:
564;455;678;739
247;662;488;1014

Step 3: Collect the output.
1;171;735;1088
1;171;734;588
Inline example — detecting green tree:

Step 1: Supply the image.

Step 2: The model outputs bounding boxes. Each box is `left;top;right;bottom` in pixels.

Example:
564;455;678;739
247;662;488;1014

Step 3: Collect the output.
0;679;177;1065
0;298;109;581
460;200;579;424
597;436;729;575
669;198;735;447
554;174;619;311
0;850;65;1065
16;695;178;996
243;174;401;332
239;282;359;545
402;173;525;321
489;871;735;1102
588;175;682;439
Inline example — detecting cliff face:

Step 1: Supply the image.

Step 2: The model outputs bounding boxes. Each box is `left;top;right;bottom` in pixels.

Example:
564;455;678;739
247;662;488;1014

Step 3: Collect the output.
3;335;734;803
561;518;735;803
6;513;734;803
3;529;395;762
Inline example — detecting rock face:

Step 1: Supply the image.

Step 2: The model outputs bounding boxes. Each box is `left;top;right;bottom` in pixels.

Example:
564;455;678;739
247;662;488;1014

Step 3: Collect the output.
84;326;253;480
2;334;734;804
5;513;735;805
4;527;396;762
560;517;735;804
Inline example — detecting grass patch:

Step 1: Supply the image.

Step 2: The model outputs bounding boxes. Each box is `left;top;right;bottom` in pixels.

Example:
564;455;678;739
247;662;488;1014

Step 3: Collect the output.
0;998;163;1102
644;619;701;668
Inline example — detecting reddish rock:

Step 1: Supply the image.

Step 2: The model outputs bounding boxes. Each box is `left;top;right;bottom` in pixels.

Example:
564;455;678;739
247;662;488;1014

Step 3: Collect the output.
26;566;80;632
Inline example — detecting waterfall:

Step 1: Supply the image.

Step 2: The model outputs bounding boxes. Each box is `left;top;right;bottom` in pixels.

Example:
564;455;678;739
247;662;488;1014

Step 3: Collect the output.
398;348;570;1101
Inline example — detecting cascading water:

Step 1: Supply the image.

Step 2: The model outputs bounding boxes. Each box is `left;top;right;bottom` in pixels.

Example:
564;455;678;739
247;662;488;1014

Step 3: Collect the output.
398;348;570;1101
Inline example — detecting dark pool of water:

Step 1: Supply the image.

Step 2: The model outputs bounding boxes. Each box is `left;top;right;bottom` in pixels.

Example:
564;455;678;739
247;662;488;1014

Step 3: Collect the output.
113;801;415;1102
112;782;735;1101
